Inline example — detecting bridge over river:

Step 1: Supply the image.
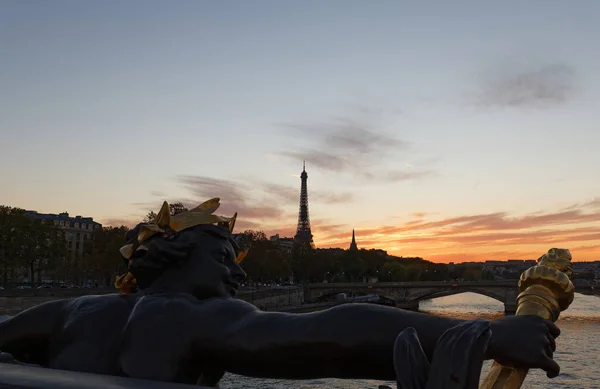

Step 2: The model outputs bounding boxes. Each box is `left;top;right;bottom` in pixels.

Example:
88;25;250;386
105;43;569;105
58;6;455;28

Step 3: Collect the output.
0;282;597;315
0;286;304;315
303;281;600;314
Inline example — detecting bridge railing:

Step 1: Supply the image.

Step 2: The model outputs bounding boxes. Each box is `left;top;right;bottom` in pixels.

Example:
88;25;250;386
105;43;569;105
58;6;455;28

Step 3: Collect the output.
0;288;116;298
0;286;300;299
305;281;519;288
0;363;212;389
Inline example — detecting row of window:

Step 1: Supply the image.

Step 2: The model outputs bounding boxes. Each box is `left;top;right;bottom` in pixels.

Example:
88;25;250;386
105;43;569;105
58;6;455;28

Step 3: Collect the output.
52;219;99;230
67;241;82;250
65;232;90;241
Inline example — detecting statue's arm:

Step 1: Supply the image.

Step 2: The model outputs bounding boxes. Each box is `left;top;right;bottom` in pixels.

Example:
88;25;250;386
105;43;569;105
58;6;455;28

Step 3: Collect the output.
0;299;70;363
195;299;465;380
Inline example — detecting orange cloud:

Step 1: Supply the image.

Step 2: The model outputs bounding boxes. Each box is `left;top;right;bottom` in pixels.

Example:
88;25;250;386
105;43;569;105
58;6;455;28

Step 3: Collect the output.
103;176;354;237
99;218;137;229
316;201;600;262
100;181;599;264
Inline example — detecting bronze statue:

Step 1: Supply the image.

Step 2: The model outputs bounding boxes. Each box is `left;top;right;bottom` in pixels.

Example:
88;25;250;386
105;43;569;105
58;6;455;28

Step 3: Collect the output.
390;248;575;389
480;248;575;389
0;199;563;388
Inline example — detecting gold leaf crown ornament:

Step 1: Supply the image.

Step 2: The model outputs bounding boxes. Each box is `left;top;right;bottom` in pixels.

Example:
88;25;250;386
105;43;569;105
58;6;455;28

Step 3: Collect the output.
115;198;248;294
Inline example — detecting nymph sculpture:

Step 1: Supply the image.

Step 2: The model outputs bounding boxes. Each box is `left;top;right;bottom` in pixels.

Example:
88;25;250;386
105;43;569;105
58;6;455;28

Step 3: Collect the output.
0;199;562;388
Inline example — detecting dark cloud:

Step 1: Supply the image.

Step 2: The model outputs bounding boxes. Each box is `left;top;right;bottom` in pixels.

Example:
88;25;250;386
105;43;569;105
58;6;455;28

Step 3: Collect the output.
342;104;404;116
562;197;600;211
280;150;351;172
177;175;284;220
583;198;600;209
314;192;354;204
277;116;433;183
126;176;355;234
258;181;355;205
360;169;437;182
281;119;407;154
475;62;576;108
411;212;434;219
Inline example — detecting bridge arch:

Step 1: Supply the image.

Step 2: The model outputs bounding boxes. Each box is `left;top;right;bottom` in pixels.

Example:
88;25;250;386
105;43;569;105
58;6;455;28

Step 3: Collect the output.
303;282;519;315
307;288;399;304
411;288;507;304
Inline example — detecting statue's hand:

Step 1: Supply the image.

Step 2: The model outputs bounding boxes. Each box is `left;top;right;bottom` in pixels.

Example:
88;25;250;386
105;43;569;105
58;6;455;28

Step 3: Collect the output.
487;315;561;378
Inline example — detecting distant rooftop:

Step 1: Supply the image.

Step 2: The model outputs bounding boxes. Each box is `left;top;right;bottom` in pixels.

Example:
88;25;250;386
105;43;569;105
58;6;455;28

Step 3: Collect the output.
25;210;101;226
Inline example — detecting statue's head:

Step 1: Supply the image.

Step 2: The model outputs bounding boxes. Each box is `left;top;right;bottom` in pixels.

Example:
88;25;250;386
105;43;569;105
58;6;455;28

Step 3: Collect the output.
115;198;248;299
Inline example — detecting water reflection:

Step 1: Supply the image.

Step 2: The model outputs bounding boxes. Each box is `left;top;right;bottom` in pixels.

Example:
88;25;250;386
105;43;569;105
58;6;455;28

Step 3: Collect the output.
420;292;600;320
420;292;600;389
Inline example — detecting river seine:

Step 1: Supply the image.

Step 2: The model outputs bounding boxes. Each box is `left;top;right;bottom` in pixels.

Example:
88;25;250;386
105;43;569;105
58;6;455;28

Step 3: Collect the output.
221;293;600;389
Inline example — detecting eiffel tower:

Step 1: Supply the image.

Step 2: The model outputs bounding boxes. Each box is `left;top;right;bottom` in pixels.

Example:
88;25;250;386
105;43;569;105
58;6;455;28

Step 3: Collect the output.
293;161;315;250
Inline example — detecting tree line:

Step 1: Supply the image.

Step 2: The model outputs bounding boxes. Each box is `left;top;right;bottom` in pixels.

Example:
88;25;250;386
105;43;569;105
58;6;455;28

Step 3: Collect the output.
242;236;486;285
0;206;68;285
0;203;488;288
0;206;130;287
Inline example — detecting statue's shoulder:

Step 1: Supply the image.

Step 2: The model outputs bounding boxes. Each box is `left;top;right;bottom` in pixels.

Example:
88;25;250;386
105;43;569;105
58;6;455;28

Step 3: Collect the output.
189;297;260;335
132;294;256;313
190;295;259;315
62;293;139;321
68;292;139;307
128;294;257;329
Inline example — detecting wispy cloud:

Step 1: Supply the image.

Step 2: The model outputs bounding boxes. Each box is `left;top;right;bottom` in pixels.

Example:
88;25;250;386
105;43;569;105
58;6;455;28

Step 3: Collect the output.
113;176;355;233
99;217;137;229
342;104;403;116
317;199;600;262
259;181;355;205
474;62;576;108
103;195;599;262
583;198;600;209
277;115;435;183
360;170;436;181
177;176;284;222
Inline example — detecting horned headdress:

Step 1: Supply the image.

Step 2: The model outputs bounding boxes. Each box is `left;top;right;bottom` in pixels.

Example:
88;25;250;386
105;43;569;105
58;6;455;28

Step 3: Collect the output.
115;198;248;294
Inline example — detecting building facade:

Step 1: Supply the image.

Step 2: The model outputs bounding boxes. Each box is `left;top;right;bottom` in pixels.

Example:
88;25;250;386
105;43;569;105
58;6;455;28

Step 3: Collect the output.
269;234;294;254
25;211;102;260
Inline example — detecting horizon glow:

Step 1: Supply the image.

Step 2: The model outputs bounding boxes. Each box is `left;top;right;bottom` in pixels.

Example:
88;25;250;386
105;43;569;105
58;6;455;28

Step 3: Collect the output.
1;1;598;263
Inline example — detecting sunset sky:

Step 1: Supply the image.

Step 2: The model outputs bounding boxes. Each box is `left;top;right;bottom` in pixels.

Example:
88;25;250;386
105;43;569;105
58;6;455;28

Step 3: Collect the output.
1;1;599;262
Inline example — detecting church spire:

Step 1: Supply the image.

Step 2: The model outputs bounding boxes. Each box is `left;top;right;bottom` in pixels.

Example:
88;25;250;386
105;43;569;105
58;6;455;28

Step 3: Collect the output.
349;229;358;251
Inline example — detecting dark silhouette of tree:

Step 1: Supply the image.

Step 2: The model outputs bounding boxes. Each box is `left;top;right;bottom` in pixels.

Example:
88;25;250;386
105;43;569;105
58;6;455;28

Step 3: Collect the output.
143;211;157;224
0;206;66;285
337;250;367;282
83;226;129;286
144;202;189;223
2;203;502;287
169;202;188;216
237;230;291;284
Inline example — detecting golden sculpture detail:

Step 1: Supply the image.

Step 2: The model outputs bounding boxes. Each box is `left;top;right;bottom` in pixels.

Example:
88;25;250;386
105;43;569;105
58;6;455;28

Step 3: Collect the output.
115;198;247;294
479;248;575;389
119;198;238;260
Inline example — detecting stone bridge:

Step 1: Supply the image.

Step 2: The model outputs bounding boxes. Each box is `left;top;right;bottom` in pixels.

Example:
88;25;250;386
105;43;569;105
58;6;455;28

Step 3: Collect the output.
303;281;600;314
1;283;597;316
0;287;303;315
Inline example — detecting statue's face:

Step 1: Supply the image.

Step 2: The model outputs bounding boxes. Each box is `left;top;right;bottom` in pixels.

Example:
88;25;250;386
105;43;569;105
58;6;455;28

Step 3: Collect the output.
183;231;247;299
